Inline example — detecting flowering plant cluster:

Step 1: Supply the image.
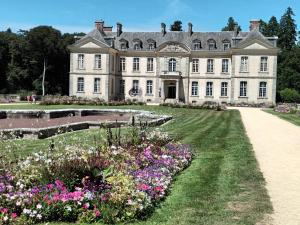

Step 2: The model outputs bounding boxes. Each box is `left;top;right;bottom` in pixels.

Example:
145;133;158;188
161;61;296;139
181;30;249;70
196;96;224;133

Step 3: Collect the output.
0;130;192;224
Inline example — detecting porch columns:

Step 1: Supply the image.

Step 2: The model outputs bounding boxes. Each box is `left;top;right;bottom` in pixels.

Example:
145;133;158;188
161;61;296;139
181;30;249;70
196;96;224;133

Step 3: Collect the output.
176;80;179;101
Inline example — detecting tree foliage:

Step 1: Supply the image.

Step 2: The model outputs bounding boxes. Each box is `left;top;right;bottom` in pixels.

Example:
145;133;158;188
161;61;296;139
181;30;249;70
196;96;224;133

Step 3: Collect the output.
221;17;241;32
278;7;297;50
170;21;183;31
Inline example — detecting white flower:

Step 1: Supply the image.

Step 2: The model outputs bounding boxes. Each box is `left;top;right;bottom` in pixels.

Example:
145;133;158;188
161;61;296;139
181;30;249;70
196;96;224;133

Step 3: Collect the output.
66;205;72;211
32;210;37;215
37;214;42;219
3;216;8;221
36;204;42;209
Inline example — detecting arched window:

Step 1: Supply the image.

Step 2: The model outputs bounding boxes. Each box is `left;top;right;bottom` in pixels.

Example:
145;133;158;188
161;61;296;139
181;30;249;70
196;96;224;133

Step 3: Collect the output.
168;58;176;72
147;39;156;50
133;43;140;50
119;39;128;50
208;39;216;50
222;39;231;51
133;39;142;50
192;39;201;50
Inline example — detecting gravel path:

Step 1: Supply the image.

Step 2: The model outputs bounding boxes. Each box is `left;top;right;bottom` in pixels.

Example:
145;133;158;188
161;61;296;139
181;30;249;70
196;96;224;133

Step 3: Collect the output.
236;107;300;225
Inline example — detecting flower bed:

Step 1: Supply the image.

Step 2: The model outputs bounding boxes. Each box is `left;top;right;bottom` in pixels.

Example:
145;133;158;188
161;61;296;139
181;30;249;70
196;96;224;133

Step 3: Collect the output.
0;129;192;224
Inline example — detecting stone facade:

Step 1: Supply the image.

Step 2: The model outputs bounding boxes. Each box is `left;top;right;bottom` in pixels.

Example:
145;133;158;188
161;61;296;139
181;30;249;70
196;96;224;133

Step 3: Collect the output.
69;20;279;104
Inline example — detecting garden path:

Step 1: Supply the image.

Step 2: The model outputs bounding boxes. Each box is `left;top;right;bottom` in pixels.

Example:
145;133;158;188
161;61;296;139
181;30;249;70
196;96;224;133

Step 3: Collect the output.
236;107;300;225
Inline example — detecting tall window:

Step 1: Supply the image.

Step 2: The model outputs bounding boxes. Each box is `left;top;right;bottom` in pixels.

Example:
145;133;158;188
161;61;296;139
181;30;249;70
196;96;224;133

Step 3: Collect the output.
94;78;100;93
146;80;153;95
222;59;229;73
168;58;176;72
192;59;199;72
206;82;213;96
133;58;140;71
191;81;198;96
147;58;154;72
77;54;84;69
94;55;101;69
240;81;247;97
77;77;84;92
260;57;268;72
120;79;125;95
240;57;249;72
221;82;228;97
259;82;267;98
207;59;214;73
132;80;139;94
120;57;126;71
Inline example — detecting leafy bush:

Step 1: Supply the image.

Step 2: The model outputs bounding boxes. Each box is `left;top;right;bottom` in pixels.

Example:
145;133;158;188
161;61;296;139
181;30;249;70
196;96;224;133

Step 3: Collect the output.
279;88;300;103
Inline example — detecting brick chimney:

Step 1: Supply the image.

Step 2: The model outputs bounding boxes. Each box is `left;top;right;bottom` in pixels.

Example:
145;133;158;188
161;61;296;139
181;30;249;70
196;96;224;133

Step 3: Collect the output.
249;19;260;31
161;23;166;36
117;22;122;37
95;20;104;32
188;22;193;36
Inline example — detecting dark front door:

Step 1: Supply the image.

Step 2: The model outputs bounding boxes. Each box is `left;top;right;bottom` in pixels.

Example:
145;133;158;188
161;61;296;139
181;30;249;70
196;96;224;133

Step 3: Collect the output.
167;86;176;99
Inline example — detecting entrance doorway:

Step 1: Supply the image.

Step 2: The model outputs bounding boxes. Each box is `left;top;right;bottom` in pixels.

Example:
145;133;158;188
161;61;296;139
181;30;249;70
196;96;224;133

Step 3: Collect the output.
167;86;176;99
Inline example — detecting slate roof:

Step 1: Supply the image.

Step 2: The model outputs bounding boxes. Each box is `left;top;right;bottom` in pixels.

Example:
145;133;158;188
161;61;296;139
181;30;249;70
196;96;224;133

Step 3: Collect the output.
79;27;276;51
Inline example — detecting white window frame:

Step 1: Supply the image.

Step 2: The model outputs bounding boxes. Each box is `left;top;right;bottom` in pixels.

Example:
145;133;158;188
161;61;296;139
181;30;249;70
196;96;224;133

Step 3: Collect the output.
240;81;247;97
77;77;84;92
168;58;176;72
77;54;85;69
132;80;139;94
94;78;100;93
146;80;153;95
193;42;201;50
192;59;199;73
148;43;155;50
223;43;230;51
191;81;198;96
221;82;228;97
222;59;229;73
259;82;267;98
240;56;249;72
133;58;140;71
260;57;268;72
133;43;140;50
207;59;214;73
120;57;126;71
206;82;213;96
94;54;101;69
147;58;154;72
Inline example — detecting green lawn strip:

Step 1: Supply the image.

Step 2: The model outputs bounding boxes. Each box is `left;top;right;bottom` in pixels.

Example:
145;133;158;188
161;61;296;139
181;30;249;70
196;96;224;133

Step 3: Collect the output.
0;105;272;225
264;109;300;126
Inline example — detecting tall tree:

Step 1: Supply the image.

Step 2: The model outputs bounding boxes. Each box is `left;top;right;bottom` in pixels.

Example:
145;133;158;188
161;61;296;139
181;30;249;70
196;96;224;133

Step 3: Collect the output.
260;17;279;37
170;21;182;31
221;17;241;32
278;7;297;50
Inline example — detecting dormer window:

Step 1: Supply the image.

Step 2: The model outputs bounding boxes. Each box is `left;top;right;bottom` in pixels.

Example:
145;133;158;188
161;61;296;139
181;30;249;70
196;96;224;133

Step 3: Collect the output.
222;40;231;51
208;39;216;50
121;43;127;50
147;39;156;50
119;39;128;50
192;40;201;50
133;39;142;50
133;43;140;50
149;43;155;50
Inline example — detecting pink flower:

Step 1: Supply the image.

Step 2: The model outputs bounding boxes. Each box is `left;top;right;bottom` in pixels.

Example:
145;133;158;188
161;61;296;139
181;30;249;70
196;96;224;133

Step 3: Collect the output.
137;183;150;191
1;208;8;213
11;213;17;219
83;203;90;210
47;184;54;190
94;210;101;217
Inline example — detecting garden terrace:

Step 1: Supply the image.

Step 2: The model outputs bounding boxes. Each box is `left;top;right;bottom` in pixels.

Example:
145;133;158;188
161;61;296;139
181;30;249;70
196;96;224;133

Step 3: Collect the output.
0;109;172;139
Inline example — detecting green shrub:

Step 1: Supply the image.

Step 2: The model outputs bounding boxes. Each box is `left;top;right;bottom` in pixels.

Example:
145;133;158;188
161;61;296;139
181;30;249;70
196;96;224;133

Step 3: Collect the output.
280;88;300;103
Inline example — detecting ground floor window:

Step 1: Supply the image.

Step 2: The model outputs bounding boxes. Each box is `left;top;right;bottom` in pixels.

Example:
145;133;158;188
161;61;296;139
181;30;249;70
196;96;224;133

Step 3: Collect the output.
206;82;213;96
77;77;84;92
94;78;100;93
120;79;125;95
146;80;153;95
133;80;139;94
240;81;247;97
191;81;198;96
259;82;267;98
221;82;228;97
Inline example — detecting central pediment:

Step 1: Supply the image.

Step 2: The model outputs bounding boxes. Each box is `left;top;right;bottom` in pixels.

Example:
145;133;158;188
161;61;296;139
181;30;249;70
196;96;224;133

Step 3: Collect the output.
158;42;190;53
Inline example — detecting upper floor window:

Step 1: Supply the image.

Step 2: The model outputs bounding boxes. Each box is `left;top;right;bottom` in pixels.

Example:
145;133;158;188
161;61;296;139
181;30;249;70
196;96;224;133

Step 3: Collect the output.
168;58;176;72
222;40;230;51
133;57;140;71
191;81;198;96
146;80;153;95
192;59;199;72
77;77;84;92
147;58;154;72
120;39;128;50
147;39;156;50
120;79;125;95
207;59;214;73
208;39;216;50
259;82;267;98
192;40;201;50
240;81;247;97
240;56;249;72
120;57;126;71
221;82;228;97
206;82;213;96
94;54;101;69
94;78;100;93
222;59;229;73
77;54;85;69
260;57;268;72
133;43;140;50
133;39;142;50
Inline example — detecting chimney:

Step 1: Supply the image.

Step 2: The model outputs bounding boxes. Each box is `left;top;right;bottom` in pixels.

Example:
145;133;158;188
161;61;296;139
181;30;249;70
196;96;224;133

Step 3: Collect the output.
234;23;239;36
188;22;193;36
117;22;122;37
249;19;260;31
95;20;104;32
161;23;166;36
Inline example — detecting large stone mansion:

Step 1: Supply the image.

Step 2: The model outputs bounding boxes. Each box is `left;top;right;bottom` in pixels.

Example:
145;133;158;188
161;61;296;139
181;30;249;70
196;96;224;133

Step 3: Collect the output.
69;20;278;104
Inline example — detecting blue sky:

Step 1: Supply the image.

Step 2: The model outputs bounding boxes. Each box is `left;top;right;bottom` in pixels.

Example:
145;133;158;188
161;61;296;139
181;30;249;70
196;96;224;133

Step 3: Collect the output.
0;0;299;33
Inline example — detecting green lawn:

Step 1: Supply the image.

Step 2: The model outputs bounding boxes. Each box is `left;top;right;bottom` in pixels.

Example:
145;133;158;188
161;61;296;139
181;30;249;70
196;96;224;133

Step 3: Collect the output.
264;109;300;126
0;104;272;225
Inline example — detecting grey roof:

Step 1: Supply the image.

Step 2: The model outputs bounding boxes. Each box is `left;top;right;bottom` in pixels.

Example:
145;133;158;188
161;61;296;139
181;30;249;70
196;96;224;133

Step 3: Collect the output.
79;28;276;51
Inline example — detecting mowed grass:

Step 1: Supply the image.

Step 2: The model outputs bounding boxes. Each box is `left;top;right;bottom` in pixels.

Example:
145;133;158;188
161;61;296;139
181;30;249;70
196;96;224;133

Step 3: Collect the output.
264;109;300;126
0;104;272;225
